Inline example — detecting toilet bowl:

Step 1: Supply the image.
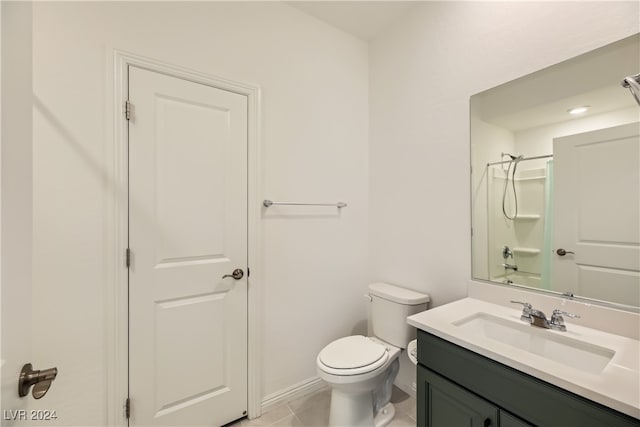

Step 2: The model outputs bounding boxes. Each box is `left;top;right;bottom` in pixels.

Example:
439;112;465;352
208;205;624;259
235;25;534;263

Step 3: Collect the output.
317;336;401;427
316;283;430;427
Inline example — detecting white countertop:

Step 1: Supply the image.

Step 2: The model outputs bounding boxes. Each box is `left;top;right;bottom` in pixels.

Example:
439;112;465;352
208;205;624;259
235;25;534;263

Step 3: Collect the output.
407;297;640;419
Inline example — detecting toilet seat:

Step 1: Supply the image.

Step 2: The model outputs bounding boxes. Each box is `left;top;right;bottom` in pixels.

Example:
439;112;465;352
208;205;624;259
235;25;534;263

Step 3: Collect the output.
317;335;389;376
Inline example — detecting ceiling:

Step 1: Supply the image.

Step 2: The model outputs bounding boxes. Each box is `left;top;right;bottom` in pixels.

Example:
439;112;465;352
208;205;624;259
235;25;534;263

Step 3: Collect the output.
286;1;417;41
473;35;640;132
288;3;639;129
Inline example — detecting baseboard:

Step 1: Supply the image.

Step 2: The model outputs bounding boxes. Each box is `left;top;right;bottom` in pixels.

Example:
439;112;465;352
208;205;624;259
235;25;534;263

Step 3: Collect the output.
261;376;328;415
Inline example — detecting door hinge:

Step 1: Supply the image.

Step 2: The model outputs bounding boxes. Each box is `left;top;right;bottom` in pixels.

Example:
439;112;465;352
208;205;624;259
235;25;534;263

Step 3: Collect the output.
247;267;250;278
125;100;132;121
126;248;131;268
125;397;131;419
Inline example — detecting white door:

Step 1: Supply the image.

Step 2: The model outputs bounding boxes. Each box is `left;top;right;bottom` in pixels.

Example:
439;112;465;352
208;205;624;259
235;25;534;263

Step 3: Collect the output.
553;123;640;306
1;1;36;417
128;66;248;426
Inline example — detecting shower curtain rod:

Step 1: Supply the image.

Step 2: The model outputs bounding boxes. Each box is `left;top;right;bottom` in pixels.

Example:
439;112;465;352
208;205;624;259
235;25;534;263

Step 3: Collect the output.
486;154;553;167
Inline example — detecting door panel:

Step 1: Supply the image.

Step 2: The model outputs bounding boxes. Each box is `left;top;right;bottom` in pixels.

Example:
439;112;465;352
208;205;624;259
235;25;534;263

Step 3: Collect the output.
154;95;228;263
128;66;248;426
553;123;640;305
420;367;498;427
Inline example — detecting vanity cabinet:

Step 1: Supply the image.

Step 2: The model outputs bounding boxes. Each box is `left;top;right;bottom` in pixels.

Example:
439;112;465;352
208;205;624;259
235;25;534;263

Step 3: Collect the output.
420;366;530;427
416;330;640;427
499;411;531;427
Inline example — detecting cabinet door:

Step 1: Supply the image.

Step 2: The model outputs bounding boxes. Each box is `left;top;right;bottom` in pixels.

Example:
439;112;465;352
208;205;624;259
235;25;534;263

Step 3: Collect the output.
418;366;498;427
500;411;534;427
418;331;640;427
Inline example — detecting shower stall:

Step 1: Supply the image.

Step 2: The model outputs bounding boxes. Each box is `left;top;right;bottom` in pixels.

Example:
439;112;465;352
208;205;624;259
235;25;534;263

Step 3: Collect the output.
486;155;553;288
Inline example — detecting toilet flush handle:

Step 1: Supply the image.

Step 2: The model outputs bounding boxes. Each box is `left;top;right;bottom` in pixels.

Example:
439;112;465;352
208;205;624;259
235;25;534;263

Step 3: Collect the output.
364;294;373;302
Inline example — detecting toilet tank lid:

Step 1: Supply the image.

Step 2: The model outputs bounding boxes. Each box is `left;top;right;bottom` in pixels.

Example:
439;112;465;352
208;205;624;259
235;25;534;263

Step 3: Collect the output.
368;282;430;305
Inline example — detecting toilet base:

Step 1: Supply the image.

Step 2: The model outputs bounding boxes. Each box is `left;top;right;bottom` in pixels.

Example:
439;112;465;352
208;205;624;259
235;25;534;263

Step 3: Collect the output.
328;391;397;427
329;387;374;426
374;402;395;427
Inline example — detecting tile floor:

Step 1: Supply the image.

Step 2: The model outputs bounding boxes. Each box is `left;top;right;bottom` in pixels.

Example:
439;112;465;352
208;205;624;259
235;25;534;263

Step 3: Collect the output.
227;386;416;427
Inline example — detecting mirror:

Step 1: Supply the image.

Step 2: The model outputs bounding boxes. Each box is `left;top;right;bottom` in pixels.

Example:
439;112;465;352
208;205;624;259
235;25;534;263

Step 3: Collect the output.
471;34;640;310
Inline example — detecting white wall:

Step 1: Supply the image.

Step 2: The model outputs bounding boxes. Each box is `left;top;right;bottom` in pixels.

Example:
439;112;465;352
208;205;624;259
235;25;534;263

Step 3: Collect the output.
25;2;368;424
369;1;639;394
470;114;515;281
5;0;640;422
515;106;639;166
1;2;33;420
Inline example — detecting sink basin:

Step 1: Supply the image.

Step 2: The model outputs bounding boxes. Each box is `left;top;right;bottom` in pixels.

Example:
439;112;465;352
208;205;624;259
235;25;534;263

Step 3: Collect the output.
453;312;616;374
408;297;640;418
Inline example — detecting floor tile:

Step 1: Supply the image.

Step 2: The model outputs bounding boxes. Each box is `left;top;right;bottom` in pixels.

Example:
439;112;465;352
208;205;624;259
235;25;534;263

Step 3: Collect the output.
240;385;416;427
224;417;246;427
387;413;416;427
270;414;304;427
244;404;293;426
390;388;416;420
294;396;330;427
287;389;330;413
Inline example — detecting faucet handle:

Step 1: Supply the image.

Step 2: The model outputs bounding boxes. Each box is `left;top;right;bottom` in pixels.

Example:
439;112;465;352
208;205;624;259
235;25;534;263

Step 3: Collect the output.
553;309;580;319
550;309;580;332
510;300;532;308
510;301;533;322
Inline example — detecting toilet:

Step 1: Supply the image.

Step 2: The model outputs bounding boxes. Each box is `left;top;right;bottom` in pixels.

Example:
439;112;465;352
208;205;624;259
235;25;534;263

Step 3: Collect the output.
316;282;430;427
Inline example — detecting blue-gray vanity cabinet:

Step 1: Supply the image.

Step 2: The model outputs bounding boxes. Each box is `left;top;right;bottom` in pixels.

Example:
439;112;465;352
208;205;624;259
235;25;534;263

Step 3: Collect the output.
499;411;532;427
418;365;532;427
416;330;640;427
418;366;500;427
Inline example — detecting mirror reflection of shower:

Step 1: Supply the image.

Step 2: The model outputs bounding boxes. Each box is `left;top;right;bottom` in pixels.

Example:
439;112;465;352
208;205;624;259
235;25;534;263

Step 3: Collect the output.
621;73;640;106
471;35;640;308
500;153;523;220
486;154;553;288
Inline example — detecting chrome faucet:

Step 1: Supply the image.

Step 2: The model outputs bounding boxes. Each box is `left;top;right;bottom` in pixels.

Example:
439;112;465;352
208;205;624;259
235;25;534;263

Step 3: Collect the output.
510;301;580;331
549;309;581;332
502;245;513;259
529;309;551;329
502;263;518;271
510;301;533;322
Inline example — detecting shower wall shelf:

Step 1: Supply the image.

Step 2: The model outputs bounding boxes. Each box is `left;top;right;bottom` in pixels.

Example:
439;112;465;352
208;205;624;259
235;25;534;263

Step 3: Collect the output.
493;175;547;182
517;175;546;181
514;214;541;220
513;247;541;255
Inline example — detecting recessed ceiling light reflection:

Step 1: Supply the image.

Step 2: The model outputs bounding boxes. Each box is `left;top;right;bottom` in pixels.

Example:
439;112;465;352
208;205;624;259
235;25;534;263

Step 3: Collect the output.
567;106;590;115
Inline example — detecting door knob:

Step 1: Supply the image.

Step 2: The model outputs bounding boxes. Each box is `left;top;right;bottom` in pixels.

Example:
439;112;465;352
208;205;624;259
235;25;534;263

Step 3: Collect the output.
222;268;244;280
556;248;575;256
19;363;58;399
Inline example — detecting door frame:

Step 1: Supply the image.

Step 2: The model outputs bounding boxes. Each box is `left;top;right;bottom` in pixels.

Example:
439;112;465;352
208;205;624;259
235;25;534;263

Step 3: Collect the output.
110;50;262;426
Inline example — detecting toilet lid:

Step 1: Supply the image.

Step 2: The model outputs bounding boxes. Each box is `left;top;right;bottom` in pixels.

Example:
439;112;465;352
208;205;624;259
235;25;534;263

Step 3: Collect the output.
318;335;387;370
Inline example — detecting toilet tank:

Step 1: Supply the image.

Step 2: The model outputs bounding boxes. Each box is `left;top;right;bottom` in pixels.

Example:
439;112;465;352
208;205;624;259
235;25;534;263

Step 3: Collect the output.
368;282;430;348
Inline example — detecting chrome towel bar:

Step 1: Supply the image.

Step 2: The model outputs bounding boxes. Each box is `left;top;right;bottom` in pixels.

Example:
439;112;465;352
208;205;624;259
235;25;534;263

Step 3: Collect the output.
263;200;347;208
